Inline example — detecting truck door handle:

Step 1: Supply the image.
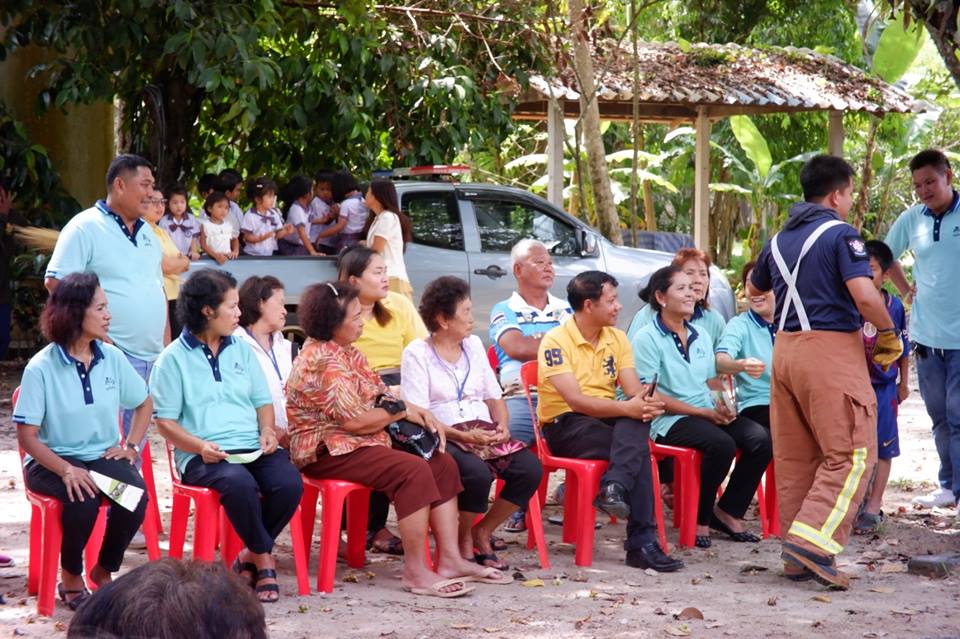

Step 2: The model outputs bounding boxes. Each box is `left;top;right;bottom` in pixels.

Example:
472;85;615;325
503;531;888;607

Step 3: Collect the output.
473;264;507;279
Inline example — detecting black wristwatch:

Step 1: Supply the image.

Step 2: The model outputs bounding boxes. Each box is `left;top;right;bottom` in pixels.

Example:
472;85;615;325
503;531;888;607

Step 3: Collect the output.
125;441;141;456
375;394;407;416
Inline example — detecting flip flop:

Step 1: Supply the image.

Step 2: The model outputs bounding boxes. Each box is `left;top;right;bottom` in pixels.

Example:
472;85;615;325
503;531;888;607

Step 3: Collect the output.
489;535;508;552
695;535;712;548
402;578;475;598
231;557;257;588
368;532;404;555
57;582;91;611
710;514;761;542
853;511;884;535
464;566;514;585
474;552;509;571
782;542;849;590
254;568;280;603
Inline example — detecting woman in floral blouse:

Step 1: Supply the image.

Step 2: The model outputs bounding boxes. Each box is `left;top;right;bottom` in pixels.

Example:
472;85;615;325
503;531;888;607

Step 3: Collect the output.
285;281;513;598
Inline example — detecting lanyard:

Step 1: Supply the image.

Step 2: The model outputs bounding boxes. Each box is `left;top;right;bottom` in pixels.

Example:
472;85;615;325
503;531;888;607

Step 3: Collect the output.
429;337;471;417
246;329;282;380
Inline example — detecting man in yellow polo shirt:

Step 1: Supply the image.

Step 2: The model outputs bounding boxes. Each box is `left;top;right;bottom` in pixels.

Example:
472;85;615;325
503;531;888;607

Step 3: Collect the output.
538;271;682;572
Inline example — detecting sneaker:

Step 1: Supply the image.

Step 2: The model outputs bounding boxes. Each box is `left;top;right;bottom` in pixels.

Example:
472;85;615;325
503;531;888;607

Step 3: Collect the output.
127;531;147;550
503;510;526;533
912;487;955;509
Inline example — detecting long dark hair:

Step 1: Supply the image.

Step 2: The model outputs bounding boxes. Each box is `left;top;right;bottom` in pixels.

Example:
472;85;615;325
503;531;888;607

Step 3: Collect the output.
362;178;413;248
638;265;683;312
336;246;391;326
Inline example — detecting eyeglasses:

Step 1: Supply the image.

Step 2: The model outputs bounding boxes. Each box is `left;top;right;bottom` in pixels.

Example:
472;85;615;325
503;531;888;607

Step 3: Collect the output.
146;198;168;205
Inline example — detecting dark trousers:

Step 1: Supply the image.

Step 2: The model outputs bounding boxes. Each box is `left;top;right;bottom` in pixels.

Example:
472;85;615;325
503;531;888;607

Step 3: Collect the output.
182;449;303;554
167;300;182;341
446;445;542;513
366;371;403;534
657;415;772;525
545;413;657;551
740;405;770;429
25;457;147;575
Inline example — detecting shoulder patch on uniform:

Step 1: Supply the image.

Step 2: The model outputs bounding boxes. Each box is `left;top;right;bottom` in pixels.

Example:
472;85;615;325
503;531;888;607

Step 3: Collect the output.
846;237;868;260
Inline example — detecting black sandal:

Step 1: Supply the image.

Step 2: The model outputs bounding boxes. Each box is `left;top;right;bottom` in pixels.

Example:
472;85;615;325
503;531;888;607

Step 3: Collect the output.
57;582;91;611
254;568;280;603
367;531;404;555
710;514;761;543
474;552;509;571
231;557;257;588
489;535;508;552
695;535;712;548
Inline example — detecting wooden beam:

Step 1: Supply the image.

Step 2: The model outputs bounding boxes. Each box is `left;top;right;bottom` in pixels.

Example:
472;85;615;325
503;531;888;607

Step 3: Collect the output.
547;99;565;208
828;111;844;156
694;108;711;252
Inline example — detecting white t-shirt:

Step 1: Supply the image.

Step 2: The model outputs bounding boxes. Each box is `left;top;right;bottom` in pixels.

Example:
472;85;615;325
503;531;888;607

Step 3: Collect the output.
284;202;310;246
233;328;293;431
367;211;409;283
339;195;368;235
202;219;237;254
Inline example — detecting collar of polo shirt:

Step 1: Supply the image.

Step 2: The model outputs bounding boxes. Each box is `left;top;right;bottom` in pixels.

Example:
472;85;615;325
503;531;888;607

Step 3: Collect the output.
565;316;616;349
95;199;145;246
179;329;234;350
653;312;701;362
55;340;105;368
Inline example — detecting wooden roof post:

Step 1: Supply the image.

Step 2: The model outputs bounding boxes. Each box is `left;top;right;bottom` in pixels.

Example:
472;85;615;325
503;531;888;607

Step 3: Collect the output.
547;98;565;208
828;111;844;156
694;107;711;252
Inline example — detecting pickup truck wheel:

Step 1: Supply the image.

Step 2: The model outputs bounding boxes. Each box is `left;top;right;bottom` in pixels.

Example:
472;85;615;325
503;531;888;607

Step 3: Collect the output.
282;325;307;349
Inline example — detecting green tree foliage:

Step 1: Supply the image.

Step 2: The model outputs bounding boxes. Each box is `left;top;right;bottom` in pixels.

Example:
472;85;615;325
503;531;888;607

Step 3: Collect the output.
1;0;547;187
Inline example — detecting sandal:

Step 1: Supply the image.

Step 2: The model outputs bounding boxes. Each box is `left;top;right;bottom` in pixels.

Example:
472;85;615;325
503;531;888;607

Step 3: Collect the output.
503;510;526;533
853;511;884;535
231;557;257;588
254;568;280;603
710;514;761;543
367;531;404;555
489;535;508;552
464;566;514;585
57;582;91;611
474;552;509;571
695;535;712;548
402;577;475;598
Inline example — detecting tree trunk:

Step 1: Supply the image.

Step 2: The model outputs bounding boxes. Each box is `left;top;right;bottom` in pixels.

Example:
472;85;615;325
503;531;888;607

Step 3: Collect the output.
567;0;622;245
146;74;203;187
850;117;879;232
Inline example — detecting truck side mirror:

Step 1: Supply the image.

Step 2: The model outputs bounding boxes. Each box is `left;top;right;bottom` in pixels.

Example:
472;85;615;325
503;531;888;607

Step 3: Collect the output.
580;230;599;257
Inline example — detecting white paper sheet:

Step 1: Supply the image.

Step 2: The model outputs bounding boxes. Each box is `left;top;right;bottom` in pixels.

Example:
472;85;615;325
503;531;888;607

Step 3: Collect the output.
225;449;264;464
90;470;145;512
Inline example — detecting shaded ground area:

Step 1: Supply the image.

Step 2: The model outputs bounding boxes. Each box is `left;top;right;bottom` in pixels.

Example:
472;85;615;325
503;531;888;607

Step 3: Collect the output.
0;358;958;638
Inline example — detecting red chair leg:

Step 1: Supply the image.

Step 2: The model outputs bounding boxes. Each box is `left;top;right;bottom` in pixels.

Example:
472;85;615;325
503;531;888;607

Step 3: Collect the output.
84;505;108;589
650;453;669;554
28;504;41;595
317;487;349;593
562;471;580;544
299;483;320;566
167;493;190;559
219;511;243;566
572;470;601;567
345;488;370;569
765;461;780;537
141;495;162;561
524;492;550;568
192;496;218;562
676;454;700;549
287;505;310;596
140;442;163;534
38;505;62;617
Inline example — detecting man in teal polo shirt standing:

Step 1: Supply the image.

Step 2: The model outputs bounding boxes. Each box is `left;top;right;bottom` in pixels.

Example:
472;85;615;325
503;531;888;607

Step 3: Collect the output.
885;149;960;512
45;154;166;455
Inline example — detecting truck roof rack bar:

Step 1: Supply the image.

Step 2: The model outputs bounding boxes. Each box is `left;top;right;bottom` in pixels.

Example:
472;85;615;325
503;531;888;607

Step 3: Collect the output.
373;164;472;180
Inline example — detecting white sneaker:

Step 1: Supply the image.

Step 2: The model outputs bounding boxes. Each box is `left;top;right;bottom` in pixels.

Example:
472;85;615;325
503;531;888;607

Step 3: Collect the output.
912;487;955;509
127;531;147;550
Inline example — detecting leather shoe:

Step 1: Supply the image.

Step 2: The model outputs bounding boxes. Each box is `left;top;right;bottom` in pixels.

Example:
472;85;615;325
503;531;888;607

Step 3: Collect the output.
593;482;631;520
626;542;684;572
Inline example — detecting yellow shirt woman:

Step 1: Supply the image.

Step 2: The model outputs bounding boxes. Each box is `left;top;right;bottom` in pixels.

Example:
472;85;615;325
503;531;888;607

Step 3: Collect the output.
150;223;182;300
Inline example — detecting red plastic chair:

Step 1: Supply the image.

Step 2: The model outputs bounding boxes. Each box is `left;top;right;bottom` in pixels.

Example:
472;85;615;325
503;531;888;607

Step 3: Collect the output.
12;387;159;616
649;442;701;549
486;344;500;374
519;361;669;565
164;442;310;595
763;460;780;537
298;477;373;593
137;440;163;534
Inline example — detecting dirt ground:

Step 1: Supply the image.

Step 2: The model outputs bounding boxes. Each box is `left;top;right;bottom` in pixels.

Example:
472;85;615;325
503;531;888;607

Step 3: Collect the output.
0;358;958;639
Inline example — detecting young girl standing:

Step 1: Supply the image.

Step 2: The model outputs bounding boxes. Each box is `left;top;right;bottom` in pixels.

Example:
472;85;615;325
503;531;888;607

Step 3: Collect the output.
145;190;190;338
278;175;318;256
199;192;240;264
364;178;413;299
161;184;200;260
241;177;293;256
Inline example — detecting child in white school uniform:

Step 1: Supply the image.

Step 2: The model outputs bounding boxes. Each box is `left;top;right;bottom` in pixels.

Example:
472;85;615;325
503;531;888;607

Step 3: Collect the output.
240;177;293;256
308;171;339;256
315;170;367;253
199;192;239;265
278;175;318;256
160;184;200;260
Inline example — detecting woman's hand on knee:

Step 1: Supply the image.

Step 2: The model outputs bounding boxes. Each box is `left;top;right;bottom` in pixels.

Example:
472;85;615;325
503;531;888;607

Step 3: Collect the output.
60;464;98;503
199;441;229;464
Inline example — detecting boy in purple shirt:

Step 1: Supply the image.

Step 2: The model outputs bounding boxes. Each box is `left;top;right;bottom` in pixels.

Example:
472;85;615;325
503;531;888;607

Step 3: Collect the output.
855;240;910;534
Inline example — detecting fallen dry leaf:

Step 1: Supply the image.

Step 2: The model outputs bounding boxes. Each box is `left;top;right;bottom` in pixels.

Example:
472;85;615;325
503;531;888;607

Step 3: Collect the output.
690;577;702;585
570;571;589;582
342;574;360;583
645;568;659;577
869;587;895;594
653;607;668;616
767;596;778;606
482;627;502;633
664;624;691;636
676;607;704;620
890;609;917;616
879;563;907;574
812;595;832;603
450;624;474;630
521;578;545;588
738;564;769;573
575;615;592;630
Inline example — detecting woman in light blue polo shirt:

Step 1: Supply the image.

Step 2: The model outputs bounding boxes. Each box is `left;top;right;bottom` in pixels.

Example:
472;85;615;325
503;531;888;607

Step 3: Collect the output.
14;272;152;610
715;261;775;430
632;266;771;549
151;269;303;603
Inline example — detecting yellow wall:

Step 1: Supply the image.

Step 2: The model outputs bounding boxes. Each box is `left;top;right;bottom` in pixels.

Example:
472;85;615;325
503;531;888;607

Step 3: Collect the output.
0;45;115;208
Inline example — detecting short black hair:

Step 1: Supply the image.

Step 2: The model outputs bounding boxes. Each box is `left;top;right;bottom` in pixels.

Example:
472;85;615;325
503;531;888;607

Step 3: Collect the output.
909;149;951;174
638;265;682;312
418;276;471;332
67;559;267;639
314;170;334;185
299;281;359;341
285;175;314;203
246;176;277;202
568;270;618;312
800;154;855;201
197;173;219;195
106;154;153;190
865;240;894;272
40;272;101;347
218;168;244;191
176;269;237;335
331;170;360;203
238;275;284;327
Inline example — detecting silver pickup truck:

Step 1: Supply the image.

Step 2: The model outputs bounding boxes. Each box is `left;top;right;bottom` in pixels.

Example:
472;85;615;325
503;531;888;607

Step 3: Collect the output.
188;181;735;339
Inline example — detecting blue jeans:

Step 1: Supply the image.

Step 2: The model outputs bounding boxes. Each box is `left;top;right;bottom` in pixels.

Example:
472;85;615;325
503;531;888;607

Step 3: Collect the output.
121;352;154;469
505;396;536;447
915;345;960;499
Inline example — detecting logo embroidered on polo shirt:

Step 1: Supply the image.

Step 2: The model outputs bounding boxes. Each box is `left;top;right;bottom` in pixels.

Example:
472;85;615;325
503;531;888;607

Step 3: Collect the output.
602;355;616;377
952;225;959;237
104;376;117;390
233;362;245;374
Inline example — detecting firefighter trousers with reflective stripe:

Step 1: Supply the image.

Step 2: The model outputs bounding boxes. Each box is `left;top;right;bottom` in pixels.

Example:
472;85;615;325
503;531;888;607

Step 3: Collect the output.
771;329;877;558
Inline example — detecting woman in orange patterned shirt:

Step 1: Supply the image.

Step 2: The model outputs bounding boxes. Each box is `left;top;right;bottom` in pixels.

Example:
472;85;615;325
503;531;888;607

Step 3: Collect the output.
286;281;513;597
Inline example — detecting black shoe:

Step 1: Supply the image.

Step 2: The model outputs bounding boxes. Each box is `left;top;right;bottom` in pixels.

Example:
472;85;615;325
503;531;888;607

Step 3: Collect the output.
593;482;631;520
626;542;684;572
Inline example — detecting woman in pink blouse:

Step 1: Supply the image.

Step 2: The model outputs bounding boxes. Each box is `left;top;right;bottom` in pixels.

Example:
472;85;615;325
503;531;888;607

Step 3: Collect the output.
402;277;542;571
286;281;513;598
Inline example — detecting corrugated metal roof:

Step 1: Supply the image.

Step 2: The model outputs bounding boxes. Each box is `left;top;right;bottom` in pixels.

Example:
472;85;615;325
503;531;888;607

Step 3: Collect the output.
522;40;927;119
